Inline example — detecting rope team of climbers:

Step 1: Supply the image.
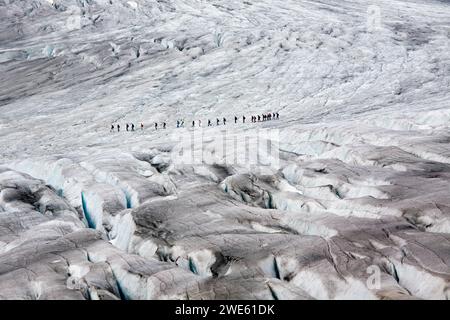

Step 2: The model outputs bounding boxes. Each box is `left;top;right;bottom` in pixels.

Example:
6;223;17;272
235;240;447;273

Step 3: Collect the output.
110;112;280;132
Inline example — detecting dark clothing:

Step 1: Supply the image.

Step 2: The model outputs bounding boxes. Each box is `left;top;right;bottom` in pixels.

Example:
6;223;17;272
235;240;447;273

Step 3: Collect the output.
243;116;246;123
155;123;158;130
257;115;261;122
117;125;120;132
126;124;129;131
217;119;220;125
208;120;212;126
141;123;144;130
235;116;238;123
163;122;166;129
223;118;226;125
132;124;135;131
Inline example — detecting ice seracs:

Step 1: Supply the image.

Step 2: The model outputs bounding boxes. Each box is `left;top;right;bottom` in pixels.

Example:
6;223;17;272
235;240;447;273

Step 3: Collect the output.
1;0;450;299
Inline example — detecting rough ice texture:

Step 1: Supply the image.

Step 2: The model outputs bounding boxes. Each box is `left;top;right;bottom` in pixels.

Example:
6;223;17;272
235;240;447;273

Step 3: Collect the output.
1;0;450;299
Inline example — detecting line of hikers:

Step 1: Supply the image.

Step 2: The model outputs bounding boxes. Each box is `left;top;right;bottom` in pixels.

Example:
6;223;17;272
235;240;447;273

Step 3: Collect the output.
110;122;152;132
250;112;279;122
110;112;279;132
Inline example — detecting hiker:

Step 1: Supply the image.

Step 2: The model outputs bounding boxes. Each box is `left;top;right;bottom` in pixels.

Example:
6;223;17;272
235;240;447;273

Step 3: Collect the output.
163;122;166;129
216;118;220;126
192;120;195;127
117;124;120;132
276;112;279;119
243;115;246;123
176;120;180;128
131;123;135;131
180;119;185;127
268;113;272;120
257;115;261;122
126;123;129;131
272;112;276;119
141;123;144;130
223;117;226;125
111;124;114;132
155;122;158;130
208;119;212;126
234;116;238;124
199;120;202;127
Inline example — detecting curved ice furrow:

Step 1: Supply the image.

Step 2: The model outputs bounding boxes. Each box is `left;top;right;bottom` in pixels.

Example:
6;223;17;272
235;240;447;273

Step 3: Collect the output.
220;172;394;218
0;168;120;299
0;166;297;300
220;168;450;233
8;152;180;242
7;158;129;232
2;163;450;300
2;0;450;300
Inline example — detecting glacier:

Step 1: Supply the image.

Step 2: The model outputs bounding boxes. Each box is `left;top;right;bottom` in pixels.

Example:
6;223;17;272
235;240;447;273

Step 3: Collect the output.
0;0;450;300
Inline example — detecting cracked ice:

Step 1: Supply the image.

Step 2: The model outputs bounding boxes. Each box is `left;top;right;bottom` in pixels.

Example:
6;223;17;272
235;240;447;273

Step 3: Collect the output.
0;0;450;300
